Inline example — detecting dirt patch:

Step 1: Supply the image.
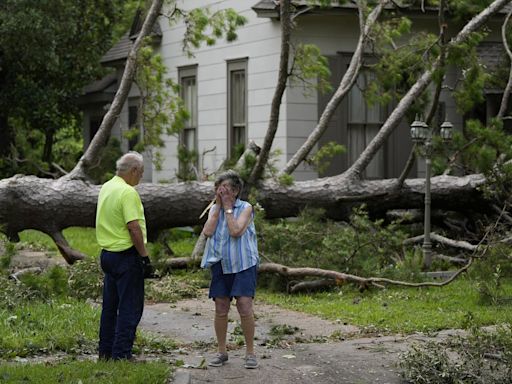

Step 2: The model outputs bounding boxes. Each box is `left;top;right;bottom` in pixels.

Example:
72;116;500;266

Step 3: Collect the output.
141;294;359;346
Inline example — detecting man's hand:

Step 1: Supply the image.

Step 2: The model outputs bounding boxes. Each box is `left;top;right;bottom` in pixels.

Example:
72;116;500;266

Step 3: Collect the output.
140;256;157;279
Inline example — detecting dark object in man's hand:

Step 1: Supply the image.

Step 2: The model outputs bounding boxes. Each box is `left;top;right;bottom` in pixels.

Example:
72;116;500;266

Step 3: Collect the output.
140;256;158;279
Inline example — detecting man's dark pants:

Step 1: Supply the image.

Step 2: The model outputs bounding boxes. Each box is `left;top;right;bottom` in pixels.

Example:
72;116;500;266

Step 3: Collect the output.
99;247;144;360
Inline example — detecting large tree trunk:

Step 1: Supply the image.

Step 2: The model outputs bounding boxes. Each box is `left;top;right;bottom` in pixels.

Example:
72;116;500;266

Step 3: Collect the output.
0;173;487;261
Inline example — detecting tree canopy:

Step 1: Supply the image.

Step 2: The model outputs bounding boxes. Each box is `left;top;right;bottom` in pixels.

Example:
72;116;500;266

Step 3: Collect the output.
0;0;137;177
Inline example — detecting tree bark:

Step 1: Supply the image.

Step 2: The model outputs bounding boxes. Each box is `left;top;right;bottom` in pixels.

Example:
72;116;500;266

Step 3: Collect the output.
0;172;488;262
498;7;512;119
248;0;292;184
258;259;473;289
280;0;389;176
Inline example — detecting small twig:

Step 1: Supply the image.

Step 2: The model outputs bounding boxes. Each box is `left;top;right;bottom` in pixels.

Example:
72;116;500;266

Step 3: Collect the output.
9;267;43;283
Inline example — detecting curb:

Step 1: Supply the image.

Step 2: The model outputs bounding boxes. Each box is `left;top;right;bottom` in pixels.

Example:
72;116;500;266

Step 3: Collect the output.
171;368;191;384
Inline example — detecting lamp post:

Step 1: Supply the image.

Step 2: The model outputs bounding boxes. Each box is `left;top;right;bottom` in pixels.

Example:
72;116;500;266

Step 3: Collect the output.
410;118;453;269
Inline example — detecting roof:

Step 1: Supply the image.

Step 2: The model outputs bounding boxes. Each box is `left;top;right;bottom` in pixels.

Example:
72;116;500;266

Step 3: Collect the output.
477;41;507;73
252;0;512;18
101;9;162;66
82;72;117;94
101;33;132;65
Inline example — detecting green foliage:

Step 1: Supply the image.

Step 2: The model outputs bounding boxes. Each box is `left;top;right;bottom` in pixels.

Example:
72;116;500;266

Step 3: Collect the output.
145;273;206;303
447;32;488;114
446;0;498;21
257;206;407;276
307;141;345;175
179;8;247;57
290;44;332;95
278;173;294;186
399;326;512;384
135;43;189;171
444;118;512;199
86;137;124;184
223;143;246;169
469;243;512;305
176;145;199;181
0;0;126;177
67;258;104;301
18;266;70;298
0;359;171;384
0;242;15;269
369;17;437;118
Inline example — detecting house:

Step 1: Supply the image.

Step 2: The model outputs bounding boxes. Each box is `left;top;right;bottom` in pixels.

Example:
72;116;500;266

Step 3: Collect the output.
78;0;509;183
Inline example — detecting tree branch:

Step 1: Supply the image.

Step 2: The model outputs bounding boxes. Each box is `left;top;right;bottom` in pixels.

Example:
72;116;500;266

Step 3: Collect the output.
280;0;389;177
258;259;473;290
248;0;292;185
498;7;512;119
345;0;511;180
65;0;165;181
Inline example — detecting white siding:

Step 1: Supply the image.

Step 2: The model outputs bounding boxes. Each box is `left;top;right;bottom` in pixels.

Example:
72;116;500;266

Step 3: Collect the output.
153;0;285;182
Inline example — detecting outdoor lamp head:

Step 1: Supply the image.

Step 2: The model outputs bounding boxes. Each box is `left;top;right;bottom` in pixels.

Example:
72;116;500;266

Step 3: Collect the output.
440;121;453;142
410;119;429;143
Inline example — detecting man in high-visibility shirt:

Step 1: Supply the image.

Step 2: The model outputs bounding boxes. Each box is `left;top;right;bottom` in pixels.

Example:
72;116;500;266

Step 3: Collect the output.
96;151;153;361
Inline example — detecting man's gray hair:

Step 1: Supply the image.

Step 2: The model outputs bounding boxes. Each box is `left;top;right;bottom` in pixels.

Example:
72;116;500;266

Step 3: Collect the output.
116;151;144;175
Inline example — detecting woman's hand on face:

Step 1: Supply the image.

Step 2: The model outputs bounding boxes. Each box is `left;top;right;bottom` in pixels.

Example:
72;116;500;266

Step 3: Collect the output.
219;185;236;209
215;187;223;207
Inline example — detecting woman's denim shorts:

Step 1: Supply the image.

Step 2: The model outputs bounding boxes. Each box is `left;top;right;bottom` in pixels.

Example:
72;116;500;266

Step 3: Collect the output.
208;262;257;299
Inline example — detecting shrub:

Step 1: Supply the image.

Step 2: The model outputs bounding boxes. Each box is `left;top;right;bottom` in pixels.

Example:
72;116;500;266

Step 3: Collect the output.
399;326;512;383
257;206;408;277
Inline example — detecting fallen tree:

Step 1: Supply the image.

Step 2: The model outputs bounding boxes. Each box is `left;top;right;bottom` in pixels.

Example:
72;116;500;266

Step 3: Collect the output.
1;0;510;275
0;172;487;263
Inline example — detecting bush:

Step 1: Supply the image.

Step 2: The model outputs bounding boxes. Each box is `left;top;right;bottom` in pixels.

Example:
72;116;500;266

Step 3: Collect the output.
67;258;103;301
399;326;512;383
257;206;408;277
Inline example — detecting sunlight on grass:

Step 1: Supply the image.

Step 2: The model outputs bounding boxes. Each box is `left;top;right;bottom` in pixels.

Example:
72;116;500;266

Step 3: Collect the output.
258;277;512;334
0;299;176;358
18;228;100;258
0;359;171;383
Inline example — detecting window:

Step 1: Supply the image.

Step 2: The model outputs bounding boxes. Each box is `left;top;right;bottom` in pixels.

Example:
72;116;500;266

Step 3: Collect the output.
89;117;101;144
227;59;247;158
179;66;198;178
348;70;384;179
128;105;139;150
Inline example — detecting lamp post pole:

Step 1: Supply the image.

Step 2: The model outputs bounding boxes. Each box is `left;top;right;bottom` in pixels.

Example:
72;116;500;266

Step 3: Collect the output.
410;119;452;271
422;135;433;270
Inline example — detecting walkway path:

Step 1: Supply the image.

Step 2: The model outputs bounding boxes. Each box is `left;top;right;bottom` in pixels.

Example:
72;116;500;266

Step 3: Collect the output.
139;294;439;384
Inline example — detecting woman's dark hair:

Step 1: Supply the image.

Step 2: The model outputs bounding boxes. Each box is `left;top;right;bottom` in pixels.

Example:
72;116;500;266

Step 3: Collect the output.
214;170;243;197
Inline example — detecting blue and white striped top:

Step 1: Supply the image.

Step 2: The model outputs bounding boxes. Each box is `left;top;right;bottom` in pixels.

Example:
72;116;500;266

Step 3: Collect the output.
201;199;259;273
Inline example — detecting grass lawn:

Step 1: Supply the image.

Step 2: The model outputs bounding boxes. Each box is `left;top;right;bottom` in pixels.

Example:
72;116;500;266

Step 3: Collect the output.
0;298;176;359
18;228;101;258
258;277;512;334
0;359;171;383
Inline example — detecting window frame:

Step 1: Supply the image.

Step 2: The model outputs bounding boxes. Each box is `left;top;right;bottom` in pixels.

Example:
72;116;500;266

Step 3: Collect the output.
178;65;198;172
227;58;248;158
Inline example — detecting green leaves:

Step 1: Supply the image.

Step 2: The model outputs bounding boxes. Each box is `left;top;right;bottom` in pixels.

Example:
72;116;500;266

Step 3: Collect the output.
0;0;127;177
291;44;332;95
135;42;188;171
179;7;247;57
